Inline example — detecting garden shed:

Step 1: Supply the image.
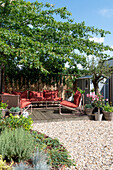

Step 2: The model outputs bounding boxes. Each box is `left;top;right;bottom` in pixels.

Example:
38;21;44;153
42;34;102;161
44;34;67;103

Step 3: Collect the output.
76;75;109;104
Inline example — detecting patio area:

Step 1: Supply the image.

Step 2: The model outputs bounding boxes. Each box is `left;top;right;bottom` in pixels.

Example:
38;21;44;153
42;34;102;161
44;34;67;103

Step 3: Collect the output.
30;107;90;122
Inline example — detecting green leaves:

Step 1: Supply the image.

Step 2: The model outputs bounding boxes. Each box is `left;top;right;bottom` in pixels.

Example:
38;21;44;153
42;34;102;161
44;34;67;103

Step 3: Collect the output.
0;0;112;75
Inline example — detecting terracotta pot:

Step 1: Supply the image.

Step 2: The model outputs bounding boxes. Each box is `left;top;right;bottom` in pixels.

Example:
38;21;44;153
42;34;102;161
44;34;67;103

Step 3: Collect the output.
103;111;113;121
85;108;93;115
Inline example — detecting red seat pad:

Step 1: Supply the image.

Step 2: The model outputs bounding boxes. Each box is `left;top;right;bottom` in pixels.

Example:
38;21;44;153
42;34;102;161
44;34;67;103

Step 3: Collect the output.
74;90;81;106
60;100;78;108
20;99;31;109
52;97;62;101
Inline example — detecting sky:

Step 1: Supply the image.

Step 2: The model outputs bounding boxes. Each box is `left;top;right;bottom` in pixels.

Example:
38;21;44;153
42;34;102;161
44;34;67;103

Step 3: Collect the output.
27;0;113;49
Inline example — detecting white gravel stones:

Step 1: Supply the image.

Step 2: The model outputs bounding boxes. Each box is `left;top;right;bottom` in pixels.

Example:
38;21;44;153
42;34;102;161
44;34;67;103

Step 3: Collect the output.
32;120;113;170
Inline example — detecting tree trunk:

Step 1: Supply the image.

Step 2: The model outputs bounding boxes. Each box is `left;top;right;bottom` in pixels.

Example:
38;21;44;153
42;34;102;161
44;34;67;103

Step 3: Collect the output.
93;82;99;94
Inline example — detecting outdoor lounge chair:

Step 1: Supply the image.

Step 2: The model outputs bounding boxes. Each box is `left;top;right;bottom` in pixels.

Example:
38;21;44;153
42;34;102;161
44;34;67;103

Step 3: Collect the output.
59;90;82;115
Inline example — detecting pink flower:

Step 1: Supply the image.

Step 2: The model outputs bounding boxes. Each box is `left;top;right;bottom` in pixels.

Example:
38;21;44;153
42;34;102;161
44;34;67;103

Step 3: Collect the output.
90;92;95;98
86;94;90;97
106;99;108;101
92;92;95;96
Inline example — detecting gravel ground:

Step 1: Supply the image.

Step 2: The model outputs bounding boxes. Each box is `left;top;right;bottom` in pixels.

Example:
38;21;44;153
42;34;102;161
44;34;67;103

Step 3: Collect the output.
32;120;113;170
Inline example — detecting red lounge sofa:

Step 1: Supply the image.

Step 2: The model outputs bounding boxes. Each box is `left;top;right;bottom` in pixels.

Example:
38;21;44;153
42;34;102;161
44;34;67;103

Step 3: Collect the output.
0;90;62;111
28;90;62;108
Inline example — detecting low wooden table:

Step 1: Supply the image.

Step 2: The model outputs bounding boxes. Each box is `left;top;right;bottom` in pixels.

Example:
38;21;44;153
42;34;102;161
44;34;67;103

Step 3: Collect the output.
31;100;61;109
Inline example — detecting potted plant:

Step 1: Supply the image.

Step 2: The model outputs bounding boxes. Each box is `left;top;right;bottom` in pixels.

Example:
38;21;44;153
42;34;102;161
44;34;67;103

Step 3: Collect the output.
86;92;108;121
0;102;8;117
103;103;113;121
9;107;21;116
84;104;93;115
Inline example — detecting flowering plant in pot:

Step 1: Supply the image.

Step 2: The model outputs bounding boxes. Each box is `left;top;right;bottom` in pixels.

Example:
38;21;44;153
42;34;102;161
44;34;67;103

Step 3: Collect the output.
86;92;108;121
103;103;113;121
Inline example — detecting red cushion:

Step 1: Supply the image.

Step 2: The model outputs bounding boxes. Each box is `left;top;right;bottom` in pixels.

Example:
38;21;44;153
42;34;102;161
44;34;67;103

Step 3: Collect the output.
29;91;43;99
2;92;12;95
74;90;81;107
30;97;45;102
43;90;58;99
20;99;31;108
12;91;28;99
12;91;21;95
21;91;28;98
60;100;78;108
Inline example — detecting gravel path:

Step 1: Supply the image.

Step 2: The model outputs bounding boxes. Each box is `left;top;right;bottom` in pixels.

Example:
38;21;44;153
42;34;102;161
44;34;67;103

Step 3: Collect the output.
32;120;113;170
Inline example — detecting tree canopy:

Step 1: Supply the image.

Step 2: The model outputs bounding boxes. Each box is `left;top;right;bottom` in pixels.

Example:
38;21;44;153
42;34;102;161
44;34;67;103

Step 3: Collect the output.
0;0;112;74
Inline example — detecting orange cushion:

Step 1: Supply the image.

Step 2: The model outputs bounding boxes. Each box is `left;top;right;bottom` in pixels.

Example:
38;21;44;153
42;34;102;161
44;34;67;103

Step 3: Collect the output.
60;100;78;108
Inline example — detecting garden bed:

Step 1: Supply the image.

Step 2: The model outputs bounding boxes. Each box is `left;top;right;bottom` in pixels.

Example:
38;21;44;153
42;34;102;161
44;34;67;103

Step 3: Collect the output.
0;111;76;170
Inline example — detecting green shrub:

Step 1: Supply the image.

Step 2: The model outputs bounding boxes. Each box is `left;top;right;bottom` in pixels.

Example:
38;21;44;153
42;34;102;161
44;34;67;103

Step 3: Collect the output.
31;130;75;169
103;103;113;112
0;111;5;133
9;107;20;113
0;128;35;162
13;149;50;170
13;163;32;170
0;102;8;109
31;149;50;170
84;104;93;109
0;155;13;170
4;114;33;131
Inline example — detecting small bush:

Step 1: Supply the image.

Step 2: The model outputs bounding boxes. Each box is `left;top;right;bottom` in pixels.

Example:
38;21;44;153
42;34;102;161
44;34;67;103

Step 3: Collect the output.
0;155;13;170
9;107;20;113
0;102;8;109
13;149;50;170
0;128;35;162
31;149;50;170
13;162;32;170
103;103;113;112
31;130;75;169
0;111;5;133
84;104;93;109
4;114;33;131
